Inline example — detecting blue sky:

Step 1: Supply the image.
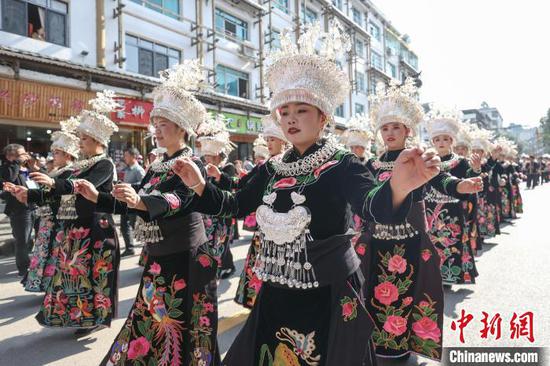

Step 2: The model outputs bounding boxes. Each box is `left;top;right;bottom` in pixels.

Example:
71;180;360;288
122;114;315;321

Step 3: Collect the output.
374;0;550;127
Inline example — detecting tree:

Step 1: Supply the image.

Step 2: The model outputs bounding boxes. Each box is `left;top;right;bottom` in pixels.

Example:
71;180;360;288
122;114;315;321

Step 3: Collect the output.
539;108;550;153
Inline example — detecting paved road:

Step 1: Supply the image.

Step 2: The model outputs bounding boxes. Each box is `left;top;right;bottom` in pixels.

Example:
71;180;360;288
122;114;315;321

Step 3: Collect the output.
0;184;548;365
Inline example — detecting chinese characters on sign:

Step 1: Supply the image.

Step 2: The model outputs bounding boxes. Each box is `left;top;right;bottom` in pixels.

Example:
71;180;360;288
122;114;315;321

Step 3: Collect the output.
451;310;535;344
111;98;153;126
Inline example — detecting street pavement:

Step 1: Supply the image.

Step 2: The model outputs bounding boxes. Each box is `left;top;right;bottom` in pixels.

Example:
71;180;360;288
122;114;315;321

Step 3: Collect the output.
0;184;549;365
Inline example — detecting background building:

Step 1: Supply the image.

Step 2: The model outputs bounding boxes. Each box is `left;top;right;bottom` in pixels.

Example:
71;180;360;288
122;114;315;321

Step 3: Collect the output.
0;0;420;163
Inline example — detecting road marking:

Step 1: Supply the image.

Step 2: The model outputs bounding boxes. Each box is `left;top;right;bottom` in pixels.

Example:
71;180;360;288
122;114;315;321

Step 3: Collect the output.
218;310;249;335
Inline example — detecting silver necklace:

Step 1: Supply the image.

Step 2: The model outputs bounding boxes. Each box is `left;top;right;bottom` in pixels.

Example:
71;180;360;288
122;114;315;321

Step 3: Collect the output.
73;154;107;172
272;136;341;177
49;163;74;177
149;147;193;173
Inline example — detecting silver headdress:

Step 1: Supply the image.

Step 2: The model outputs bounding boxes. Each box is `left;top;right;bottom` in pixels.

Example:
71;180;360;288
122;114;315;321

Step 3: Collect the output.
266;21;351;123
469;124;494;152
261;115;287;142
340;114;373;149
253;134;270;159
51;116;80;158
454;122;474;149
425;104;463;142
197;113;236;156
369;77;424;136
150;60;207;138
76;90;120;146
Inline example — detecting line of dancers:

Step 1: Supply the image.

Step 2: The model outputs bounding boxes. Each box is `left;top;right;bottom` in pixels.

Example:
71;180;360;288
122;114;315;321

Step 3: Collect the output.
2;21;528;366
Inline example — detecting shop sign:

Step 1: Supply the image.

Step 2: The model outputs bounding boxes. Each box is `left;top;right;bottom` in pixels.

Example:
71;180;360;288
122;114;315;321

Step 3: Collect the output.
209;110;262;134
111;98;153;127
0;77;95;123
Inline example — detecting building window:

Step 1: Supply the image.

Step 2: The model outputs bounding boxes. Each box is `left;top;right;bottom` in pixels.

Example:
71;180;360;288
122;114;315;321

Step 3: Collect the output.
1;0;68;47
355;103;365;115
130;0;180;19
332;0;342;11
369;79;378;95
215;8;248;41
125;35;180;77
356;72;365;93
273;0;289;14
410;54;418;69
352;7;361;26
368;22;381;42
371;51;383;70
387;63;397;78
216;65;249;99
301;5;318;24
355;39;364;58
270;29;281;50
386;35;399;57
335;104;345;118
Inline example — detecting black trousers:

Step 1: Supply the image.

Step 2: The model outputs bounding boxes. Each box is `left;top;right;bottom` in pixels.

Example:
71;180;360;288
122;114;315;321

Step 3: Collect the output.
120;213;136;250
527;174;537;189
9;209;34;274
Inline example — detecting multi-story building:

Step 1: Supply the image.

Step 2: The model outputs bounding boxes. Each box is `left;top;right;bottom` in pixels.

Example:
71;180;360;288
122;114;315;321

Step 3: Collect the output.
0;0;419;162
462;102;504;132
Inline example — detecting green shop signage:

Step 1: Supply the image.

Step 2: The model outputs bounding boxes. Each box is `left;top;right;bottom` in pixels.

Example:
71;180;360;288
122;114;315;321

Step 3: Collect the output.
208;110;262;134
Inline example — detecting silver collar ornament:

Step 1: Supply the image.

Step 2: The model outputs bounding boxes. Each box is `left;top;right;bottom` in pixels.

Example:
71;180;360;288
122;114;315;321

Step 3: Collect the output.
272;136;341;177
254;190;319;289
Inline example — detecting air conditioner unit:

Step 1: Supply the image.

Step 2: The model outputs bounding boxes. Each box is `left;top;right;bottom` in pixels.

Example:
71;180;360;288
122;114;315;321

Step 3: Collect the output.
239;44;256;58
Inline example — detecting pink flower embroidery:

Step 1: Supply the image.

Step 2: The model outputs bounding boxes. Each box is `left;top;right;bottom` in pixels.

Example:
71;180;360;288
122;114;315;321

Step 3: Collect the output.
340;296;358;321
421;249;432;262
198;255;211;268
412;316;441;343
69;307;82;320
29;256;39;269
55;230;65;243
249;276;263;293
243;213;257;228
419;300;430;308
69;227;90;240
355;243;366;256
387;255;407;274
94;293;112;309
127;337;150;360
378;171;393;181
273;177;297;189
173;279;187;291
383;315;408;336
402;296;413;306
163;193;180;210
374;282;399;306
313;160;338;178
148;262;161;275
203;302;215;313
199;316;211;327
149;176;161;186
44;265;56;277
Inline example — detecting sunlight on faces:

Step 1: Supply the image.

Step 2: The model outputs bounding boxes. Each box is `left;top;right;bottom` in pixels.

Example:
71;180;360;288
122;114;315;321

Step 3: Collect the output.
78;133;103;157
380;122;410;151
278;103;327;153
266;136;286;156
152;116;186;149
432;134;453;156
350;145;366;158
454;145;469;157
52;149;73;167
